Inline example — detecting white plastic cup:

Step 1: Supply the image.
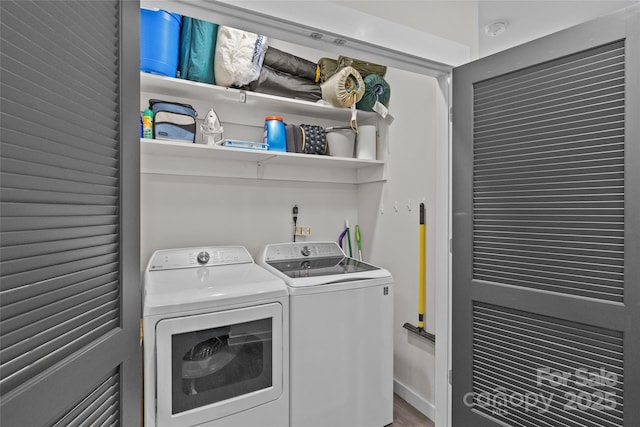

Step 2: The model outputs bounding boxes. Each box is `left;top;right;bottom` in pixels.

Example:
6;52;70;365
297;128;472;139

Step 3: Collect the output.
356;125;377;160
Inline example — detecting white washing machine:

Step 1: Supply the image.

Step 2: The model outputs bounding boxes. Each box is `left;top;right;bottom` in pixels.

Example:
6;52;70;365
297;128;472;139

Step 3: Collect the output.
143;246;289;427
257;241;394;427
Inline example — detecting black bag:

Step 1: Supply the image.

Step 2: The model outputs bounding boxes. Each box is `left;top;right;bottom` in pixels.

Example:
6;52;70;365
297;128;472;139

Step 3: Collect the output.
263;47;317;81
241;65;322;102
285;124;303;153
300;124;327;155
149;99;198;142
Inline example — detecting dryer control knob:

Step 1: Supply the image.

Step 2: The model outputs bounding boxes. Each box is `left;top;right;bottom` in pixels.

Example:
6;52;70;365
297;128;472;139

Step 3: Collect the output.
197;251;210;265
300;246;311;257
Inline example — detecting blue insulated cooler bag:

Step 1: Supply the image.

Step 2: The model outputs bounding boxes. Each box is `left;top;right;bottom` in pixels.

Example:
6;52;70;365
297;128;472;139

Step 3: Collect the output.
150;99;197;142
178;17;218;84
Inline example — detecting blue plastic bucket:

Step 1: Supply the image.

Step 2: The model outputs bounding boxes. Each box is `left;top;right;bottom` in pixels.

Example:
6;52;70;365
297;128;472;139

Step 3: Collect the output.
140;9;182;77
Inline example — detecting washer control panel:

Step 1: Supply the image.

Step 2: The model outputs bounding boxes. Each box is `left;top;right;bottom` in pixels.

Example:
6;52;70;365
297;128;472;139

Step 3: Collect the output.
263;241;344;261
148;246;253;271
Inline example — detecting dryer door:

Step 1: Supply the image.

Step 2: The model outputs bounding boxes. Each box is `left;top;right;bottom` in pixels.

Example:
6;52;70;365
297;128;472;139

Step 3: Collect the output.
155;303;283;426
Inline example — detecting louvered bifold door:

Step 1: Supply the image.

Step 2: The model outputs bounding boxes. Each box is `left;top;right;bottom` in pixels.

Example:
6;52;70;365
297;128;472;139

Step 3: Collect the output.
0;0;140;425
452;5;640;427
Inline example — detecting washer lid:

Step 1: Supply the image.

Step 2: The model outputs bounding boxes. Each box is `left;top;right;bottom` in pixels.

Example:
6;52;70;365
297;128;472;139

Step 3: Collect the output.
143;248;288;317
258;241;392;289
266;255;378;278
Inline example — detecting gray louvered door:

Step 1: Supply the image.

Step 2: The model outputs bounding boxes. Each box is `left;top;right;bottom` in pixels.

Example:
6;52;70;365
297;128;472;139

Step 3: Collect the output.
452;5;639;427
0;1;140;425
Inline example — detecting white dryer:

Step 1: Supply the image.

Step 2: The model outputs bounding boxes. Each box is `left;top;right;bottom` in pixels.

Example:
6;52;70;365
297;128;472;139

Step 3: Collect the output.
258;241;393;427
143;246;289;427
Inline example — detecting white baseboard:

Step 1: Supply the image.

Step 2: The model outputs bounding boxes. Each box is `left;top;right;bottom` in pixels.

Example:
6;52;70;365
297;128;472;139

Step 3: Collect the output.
393;379;436;422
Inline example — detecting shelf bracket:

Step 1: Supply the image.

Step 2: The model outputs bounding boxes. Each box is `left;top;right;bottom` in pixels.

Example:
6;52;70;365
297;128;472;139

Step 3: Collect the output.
259;155;278;164
257;155;278;179
257;160;265;179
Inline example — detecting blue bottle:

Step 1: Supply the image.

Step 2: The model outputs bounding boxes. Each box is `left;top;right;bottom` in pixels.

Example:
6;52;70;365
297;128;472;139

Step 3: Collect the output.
264;116;286;152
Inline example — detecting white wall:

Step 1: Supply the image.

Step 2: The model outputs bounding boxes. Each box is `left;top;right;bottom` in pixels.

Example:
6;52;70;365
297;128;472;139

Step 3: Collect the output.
360;68;439;413
336;1;479;60
140;35;443;419
141;175;359;262
140;3;478;425
141;40;364;264
141;39;360;261
478;0;639;57
338;1;478;421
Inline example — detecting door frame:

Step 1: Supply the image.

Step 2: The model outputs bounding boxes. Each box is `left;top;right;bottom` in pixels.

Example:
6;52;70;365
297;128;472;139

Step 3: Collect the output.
120;0;142;424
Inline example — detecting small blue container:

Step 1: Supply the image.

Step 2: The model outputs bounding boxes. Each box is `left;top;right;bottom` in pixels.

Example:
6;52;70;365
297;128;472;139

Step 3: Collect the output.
264;116;286;152
140;9;182;77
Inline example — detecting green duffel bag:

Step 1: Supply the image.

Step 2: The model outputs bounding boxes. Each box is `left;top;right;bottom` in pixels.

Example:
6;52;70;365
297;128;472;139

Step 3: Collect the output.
178;17;218;84
316;57;339;83
338;56;387;78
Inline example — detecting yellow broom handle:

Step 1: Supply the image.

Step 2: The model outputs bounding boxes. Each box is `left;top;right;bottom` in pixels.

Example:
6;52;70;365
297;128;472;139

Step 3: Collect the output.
419;203;426;329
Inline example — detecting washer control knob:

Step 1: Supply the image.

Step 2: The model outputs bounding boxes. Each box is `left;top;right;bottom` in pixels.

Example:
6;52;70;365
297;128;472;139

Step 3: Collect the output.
300;246;311;257
197;251;210;265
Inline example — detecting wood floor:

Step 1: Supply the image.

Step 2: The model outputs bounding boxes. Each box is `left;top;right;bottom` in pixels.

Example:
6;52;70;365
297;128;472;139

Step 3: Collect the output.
390;394;435;427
